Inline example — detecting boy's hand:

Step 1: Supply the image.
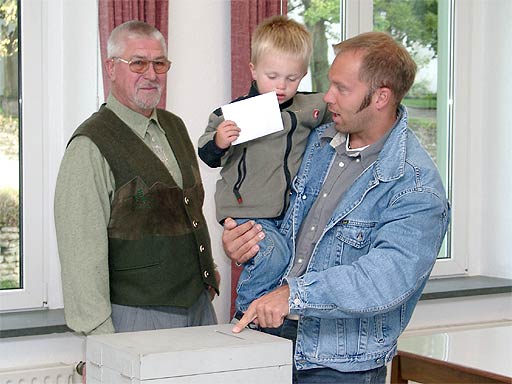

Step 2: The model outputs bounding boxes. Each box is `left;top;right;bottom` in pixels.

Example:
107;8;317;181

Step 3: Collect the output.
215;120;241;149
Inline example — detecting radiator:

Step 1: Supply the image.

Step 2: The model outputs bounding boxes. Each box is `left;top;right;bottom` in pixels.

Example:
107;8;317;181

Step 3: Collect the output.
0;362;77;384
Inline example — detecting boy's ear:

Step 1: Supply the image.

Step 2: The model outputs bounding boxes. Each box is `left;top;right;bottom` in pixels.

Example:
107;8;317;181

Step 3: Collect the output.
249;62;257;80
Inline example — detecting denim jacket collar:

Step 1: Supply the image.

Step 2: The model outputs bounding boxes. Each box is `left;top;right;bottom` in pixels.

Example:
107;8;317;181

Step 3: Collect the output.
373;105;408;182
319;105;409;226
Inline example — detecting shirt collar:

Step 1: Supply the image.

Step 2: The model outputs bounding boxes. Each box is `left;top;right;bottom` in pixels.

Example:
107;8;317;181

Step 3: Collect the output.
321;115;397;163
106;94;163;139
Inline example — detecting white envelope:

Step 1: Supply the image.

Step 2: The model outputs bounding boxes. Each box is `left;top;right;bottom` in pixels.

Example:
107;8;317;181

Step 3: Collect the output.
221;91;284;145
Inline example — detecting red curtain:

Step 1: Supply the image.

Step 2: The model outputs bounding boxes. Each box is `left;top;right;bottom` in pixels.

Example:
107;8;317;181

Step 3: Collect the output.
231;0;287;99
98;0;169;108
230;0;287;318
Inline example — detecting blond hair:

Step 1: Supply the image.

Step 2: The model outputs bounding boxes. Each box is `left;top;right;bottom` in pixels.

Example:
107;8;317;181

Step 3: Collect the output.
251;15;312;71
333;32;417;106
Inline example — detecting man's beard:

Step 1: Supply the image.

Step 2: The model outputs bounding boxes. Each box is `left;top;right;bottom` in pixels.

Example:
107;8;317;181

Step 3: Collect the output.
134;83;162;110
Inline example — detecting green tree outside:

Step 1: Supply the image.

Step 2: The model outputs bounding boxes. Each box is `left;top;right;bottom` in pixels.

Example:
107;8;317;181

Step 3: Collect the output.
0;0;18;110
288;0;439;162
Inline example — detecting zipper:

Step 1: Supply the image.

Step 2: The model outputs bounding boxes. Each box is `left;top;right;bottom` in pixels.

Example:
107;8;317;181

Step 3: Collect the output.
280;111;297;216
233;147;247;204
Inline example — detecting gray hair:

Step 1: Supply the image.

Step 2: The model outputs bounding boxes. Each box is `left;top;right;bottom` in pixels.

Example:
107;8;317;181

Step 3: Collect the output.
107;20;167;58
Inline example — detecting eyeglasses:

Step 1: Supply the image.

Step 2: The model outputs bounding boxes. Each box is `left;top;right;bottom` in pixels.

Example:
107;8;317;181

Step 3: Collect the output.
113;57;172;74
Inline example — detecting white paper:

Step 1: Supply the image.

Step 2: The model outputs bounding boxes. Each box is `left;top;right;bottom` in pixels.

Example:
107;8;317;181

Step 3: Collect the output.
221;91;284;145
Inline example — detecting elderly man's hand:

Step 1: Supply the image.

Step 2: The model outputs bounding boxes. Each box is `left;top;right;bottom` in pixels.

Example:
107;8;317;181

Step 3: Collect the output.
208;269;221;301
222;218;265;265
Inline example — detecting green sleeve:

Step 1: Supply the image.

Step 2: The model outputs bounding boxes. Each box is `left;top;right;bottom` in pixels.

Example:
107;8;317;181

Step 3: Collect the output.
54;136;115;335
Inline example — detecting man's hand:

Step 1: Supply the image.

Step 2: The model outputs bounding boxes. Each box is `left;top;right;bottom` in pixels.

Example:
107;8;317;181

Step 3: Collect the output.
215;120;240;149
222;218;265;265
232;285;291;333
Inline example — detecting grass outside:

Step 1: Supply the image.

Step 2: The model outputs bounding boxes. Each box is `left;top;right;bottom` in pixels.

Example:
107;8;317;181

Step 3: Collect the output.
403;97;437;109
408;116;437;162
0;279;19;289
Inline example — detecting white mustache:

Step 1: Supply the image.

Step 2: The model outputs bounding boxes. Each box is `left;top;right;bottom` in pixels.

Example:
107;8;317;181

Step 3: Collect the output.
136;82;161;91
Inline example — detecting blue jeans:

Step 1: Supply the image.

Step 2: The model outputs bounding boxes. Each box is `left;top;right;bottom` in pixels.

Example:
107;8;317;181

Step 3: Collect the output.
261;319;388;384
235;218;290;312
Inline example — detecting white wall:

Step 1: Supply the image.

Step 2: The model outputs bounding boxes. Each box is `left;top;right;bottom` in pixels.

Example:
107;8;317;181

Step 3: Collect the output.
45;0;103;310
167;0;232;323
451;0;512;279
477;0;512;277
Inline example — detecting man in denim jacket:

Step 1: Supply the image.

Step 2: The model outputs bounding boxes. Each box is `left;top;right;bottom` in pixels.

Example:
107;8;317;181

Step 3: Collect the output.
224;31;450;384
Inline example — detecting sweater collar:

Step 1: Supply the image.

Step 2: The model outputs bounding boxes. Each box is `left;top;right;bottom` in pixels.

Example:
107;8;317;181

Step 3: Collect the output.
249;81;294;111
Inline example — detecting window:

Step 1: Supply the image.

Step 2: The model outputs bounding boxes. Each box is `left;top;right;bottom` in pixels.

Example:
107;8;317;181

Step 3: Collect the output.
0;0;20;291
289;0;465;275
0;0;45;310
0;0;101;312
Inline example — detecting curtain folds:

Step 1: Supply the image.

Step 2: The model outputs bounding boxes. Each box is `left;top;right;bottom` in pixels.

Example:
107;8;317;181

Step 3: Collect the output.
230;0;287;318
230;0;287;99
98;0;169;107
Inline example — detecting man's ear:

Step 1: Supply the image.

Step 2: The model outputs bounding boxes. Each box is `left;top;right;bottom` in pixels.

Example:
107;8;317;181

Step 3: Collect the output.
105;58;115;80
374;87;392;110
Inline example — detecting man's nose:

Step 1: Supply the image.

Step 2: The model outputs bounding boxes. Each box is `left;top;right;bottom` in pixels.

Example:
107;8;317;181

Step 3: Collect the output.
143;63;158;79
323;87;333;104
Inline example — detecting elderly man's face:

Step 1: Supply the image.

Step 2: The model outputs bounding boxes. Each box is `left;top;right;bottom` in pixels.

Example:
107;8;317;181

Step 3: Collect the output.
107;37;167;117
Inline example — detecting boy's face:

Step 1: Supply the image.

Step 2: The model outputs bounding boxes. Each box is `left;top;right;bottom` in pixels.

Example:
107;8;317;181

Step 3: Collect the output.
250;52;307;105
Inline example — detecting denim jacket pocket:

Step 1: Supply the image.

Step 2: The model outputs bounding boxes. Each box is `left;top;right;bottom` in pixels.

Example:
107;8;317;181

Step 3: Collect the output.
333;220;374;266
335;220;374;248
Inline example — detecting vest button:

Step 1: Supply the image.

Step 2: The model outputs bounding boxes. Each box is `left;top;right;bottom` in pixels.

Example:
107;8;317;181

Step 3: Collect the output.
199;245;205;253
203;270;210;278
184;196;190;205
192;220;199;228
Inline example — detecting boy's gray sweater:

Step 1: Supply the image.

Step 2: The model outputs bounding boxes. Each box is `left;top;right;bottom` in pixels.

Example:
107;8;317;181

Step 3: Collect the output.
198;83;331;222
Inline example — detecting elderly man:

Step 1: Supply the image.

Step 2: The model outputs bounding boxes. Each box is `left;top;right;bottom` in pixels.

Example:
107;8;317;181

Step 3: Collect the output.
224;32;450;384
55;21;219;337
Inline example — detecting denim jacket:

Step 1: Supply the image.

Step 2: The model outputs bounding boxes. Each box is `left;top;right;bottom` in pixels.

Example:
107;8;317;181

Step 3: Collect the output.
281;106;450;372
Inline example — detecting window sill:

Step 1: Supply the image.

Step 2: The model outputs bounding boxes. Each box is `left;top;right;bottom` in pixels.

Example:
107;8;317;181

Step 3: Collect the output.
420;275;512;300
1;276;510;338
0;308;71;338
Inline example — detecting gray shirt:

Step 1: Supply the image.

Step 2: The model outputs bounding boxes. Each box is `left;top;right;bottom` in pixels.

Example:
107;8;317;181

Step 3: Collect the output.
288;125;391;278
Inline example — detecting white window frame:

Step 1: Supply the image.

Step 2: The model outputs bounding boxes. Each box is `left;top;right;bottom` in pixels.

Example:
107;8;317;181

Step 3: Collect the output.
344;0;468;277
0;0;99;312
0;0;46;311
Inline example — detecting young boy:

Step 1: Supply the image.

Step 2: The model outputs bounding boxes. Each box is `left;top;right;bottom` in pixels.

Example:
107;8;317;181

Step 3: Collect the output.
198;15;330;315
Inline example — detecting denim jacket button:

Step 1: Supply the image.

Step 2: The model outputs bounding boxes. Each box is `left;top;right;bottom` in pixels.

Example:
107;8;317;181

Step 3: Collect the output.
302;195;307;200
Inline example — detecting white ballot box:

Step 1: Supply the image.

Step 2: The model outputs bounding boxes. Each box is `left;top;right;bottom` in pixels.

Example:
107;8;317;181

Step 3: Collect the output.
86;323;292;383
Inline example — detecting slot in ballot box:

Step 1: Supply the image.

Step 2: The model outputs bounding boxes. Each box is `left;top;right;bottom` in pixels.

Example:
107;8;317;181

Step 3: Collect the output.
86;323;293;383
